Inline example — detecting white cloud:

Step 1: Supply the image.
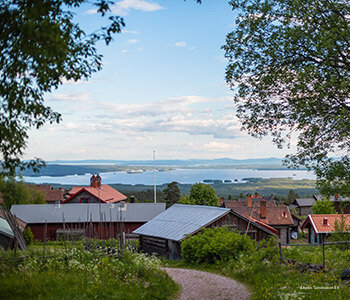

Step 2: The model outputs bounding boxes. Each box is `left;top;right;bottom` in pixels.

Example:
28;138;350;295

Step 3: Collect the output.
122;30;140;34
86;0;163;15
50;92;92;103
168;41;186;47
203;142;239;152
87;0;163;16
121;49;128;53
127;39;138;44
99;95;228;118
60;78;89;85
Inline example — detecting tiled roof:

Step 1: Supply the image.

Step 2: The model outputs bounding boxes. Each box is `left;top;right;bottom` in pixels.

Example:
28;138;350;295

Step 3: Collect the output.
44;189;63;203
63;185;127;204
227;198;276;208
27;184;53;191
301;214;350;233
225;199;293;226
292;198;315;207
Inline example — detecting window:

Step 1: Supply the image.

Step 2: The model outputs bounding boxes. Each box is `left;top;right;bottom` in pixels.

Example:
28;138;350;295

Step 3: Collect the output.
80;197;89;203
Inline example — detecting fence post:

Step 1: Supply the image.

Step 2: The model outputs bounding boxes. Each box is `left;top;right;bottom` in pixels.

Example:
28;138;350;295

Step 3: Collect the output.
43;220;47;258
322;240;325;269
279;242;283;262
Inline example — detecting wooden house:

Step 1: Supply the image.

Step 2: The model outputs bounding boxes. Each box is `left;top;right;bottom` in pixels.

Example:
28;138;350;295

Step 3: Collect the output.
225;193;293;244
301;214;350;245
27;184;64;204
62;175;127;204
291;198;315;216
133;204;278;260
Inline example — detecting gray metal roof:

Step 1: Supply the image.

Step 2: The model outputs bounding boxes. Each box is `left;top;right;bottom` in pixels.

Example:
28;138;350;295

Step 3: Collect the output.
0;217;14;238
293;198;315;207
133;204;231;242
10;203;166;224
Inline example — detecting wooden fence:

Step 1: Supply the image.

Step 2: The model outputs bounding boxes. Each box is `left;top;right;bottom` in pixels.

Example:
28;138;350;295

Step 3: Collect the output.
278;240;350;269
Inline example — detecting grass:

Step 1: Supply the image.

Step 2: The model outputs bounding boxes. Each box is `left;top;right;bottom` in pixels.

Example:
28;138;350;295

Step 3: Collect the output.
162;242;350;299
0;242;178;299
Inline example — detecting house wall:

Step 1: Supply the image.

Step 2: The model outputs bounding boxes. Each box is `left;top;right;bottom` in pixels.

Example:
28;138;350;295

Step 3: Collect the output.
272;225;290;244
297;206;313;216
67;191;100;204
139;236;169;257
228;214;274;242
0;233;13;250
28;222;144;241
333;202;350;214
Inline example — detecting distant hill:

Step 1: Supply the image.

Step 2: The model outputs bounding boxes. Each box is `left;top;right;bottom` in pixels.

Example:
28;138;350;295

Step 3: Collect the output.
16;157;310;177
47;157;286;166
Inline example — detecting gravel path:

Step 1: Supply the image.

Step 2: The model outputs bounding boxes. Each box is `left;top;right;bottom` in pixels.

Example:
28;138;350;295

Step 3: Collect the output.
164;268;251;300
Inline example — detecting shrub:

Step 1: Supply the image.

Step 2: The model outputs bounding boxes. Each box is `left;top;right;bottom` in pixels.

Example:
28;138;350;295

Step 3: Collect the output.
23;227;34;246
181;227;255;264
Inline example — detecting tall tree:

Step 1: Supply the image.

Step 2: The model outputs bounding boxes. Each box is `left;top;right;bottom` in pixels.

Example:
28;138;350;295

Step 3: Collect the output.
163;181;181;207
223;0;350;196
312;198;337;214
180;183;219;206
0;176;46;209
0;0;124;175
287;189;299;205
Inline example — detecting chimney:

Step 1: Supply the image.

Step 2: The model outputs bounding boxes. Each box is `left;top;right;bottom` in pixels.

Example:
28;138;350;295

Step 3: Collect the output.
219;197;225;207
282;211;287;218
334;192;338;200
130;195;135;203
323;217;328;226
260;197;266;219
90;175;96;187
254;192;258;198
247;194;252;207
96;174;101;187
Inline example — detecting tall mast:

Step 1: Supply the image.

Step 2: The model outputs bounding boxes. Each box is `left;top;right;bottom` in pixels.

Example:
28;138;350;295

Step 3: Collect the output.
153;150;157;203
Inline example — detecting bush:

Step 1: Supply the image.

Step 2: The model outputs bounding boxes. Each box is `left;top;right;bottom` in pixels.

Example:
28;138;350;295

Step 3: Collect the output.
181;227;255;264
23;227;34;246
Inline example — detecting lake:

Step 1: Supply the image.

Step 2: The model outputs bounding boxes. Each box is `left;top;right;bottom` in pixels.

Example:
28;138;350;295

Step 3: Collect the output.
23;168;316;185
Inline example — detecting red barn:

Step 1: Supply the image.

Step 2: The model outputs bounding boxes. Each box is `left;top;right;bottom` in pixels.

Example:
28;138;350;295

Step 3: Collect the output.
11;203;165;241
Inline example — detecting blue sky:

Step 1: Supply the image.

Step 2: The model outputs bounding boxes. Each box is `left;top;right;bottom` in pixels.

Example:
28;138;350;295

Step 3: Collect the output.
25;0;297;161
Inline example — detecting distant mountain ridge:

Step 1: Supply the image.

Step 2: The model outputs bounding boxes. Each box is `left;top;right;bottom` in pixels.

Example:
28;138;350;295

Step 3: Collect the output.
47;157;285;166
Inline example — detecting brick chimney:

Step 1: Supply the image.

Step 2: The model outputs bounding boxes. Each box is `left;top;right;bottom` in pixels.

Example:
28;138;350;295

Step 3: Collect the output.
247;194;252;207
282;211;287;218
334;192;338;200
254;192;258;198
260;197;266;219
323;217;328;226
90;175;96;187
96;174;101;187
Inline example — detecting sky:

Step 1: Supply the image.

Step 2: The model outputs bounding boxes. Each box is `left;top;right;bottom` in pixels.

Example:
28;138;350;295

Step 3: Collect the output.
25;0;298;161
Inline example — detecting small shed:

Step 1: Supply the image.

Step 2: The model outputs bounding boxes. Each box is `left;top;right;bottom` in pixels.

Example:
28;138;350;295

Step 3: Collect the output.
133;204;278;260
0;217;14;250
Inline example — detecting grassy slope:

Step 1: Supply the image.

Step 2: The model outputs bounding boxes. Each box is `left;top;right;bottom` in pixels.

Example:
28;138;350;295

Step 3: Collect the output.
0;243;178;299
163;245;350;299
